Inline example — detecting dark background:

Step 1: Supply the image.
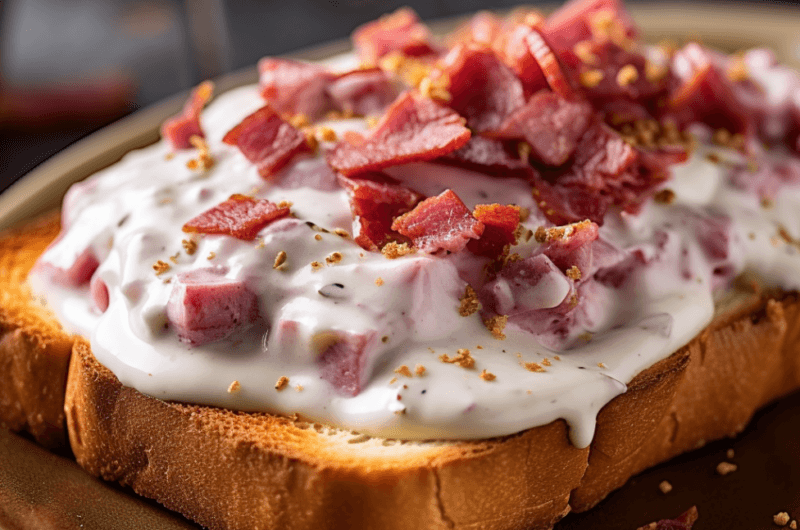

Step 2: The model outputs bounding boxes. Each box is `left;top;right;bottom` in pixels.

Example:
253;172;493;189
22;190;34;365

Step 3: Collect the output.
1;0;799;195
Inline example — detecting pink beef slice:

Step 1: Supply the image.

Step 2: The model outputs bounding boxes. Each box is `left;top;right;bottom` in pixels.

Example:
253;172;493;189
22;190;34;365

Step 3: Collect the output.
318;331;378;397
161;81;214;149
166;268;259;346
258;58;334;120
327;68;399;117
37;245;100;287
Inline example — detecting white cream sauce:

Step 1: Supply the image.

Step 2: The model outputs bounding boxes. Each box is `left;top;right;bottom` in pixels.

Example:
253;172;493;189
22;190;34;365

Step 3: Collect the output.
30;74;800;449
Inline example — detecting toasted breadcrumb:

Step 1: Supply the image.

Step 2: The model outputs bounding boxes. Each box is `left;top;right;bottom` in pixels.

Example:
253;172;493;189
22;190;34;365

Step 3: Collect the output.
518;206;530;222
574;40;599;65
334;228;351;238
419;75;452;102
348;434;371;444
518;141;531;162
207;251;216;261
580;69;604;88
289;114;310;128
774;513;791;526
311;261;324;271
535;220;592;244
658;480;673;494
726;448;735;459
415;364;426;376
716;461;737;475
480;369;496;381
325;252;343;265
554;355;561;361
790;520;797;529
484;315;508;340
459;285;481;316
314;234;323;241
169;252;180;264
227;380;241;394
616;64;639;86
541;358;552;367
165;152;175;160
153;260;171;275
295;384;304;392
274;250;287;269
382;336;389;343
644;60;668;82
566;265;582;280
389;377;398;385
439;349;475;369
597;362;607;369
275;376;290;391
182;239;198;255
375;277;384;286
395;365;412;377
727;56;748;82
382;241;416;259
315;126;338;142
523;362;546;373
654;189;676;205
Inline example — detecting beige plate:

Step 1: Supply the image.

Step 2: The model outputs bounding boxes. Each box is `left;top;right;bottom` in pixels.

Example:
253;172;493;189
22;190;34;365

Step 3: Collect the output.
1;3;800;530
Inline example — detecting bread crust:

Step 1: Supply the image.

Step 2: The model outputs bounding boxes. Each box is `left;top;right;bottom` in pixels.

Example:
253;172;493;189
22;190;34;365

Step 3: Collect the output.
5;214;800;529
0;212;73;448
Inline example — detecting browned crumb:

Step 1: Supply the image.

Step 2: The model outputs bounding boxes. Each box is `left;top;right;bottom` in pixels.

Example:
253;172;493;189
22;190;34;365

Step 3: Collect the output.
315;126;338;142
658;480;673;494
484;315;508;340
428;347;435;354
774;512;791;526
165;152;175;160
207;251;216;261
616;64;639;86
275;376;290;391
727;56;748;82
187;135;215;170
476;345;483;349
541;358;552;367
325;252;343;265
375;277;384;286
535;220;592;243
554;355;561;361
712;128;745;151
304;132;319;152
706;152;722;164
518;141;531;162
182;239;197;255
334;228;351;238
597;362;607;369
644;60;668;82
654;189;676;205
382;336;389;343
169;252;180;264
726;448;735;459
394;365;413;377
574;40;599;65
295;384;304;392
153;260;171;276
418;75;452;102
314;234;323;241
365;116;380;128
716;461;737;475
523;361;546;373
274;250;287;269
762;197;775;209
518;206;530;222
347;434;371;444
415;364;426;376
277;200;293;209
227;380;241;394
790;520;797;529
566;265;582;280
579;69;604;88
459;285;481;316
310;261;324;271
382;241;416;259
480;369;496;381
439;348;475;369
394;408;406;415
289;114;310;128
389;377;398;385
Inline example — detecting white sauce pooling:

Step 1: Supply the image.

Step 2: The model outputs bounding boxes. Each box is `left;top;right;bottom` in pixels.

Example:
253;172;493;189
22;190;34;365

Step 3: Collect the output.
31;78;800;449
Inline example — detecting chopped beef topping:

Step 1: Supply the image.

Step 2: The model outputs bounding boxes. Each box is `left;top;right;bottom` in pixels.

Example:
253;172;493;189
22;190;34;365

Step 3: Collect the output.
352;8;438;65
494;90;593;166
467;204;521;258
222;105;310;179
318;331;378;396
258;58;334;121
437;135;533;179
439;43;526;132
182;194;291;241
518;28;575;99
337;172;424;251
326;92;471;175
161;81;214;150
392;189;485;253
327;67;399;117
544;0;638;53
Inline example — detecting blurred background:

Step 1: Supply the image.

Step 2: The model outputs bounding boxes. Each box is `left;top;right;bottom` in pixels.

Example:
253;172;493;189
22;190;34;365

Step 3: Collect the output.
1;0;799;194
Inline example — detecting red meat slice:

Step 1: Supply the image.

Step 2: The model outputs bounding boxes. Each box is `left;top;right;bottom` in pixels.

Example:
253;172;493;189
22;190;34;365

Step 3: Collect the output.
37;246;100;287
161;81;214;149
223;105;310;179
536;219;600;274
532;170;611;225
467;204;521;258
182;194;291;241
495;90;593;166
326;92;471;175
337;172;424;251
258;58;334;120
449;11;503;46
352;7;438;64
544;0;638;52
391;189;484;253
497;23;549;95
319;331;378;397
437;135;533;179
327;67;399;116
440;44;526;132
166;268;259;346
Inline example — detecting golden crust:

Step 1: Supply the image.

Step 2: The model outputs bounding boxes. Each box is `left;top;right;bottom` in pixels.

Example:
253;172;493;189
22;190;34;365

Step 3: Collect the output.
5;213;800;528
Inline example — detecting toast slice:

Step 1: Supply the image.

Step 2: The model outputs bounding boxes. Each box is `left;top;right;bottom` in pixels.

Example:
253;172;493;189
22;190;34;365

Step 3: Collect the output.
4;213;800;529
